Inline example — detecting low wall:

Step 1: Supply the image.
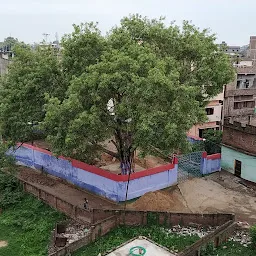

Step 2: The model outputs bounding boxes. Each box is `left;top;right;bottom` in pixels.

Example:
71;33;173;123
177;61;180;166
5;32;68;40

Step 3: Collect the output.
9;144;178;202
49;209;235;256
49;216;118;256
21;179;92;224
91;208;235;227
201;152;221;175
178;221;237;256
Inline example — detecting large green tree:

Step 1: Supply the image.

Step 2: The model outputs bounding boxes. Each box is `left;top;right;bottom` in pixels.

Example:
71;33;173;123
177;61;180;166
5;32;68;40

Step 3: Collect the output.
0;45;66;144
43;15;234;170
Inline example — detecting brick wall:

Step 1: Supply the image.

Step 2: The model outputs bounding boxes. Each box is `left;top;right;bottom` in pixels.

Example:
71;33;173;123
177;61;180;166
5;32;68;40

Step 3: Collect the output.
92;209;235;227
178;221;237;256
49;216;118;256
223;122;256;155
21;179;92;225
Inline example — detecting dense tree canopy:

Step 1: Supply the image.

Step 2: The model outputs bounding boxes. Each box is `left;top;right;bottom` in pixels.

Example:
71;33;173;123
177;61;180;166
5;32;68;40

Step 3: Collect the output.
0;15;235;172
43;15;234;168
0;45;66;144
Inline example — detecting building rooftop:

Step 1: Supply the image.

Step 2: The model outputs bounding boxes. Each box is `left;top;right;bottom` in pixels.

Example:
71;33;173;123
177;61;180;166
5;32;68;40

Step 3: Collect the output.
106;237;175;256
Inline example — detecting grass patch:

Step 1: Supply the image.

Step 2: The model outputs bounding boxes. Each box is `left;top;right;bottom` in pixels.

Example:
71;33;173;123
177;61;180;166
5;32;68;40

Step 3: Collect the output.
0;194;65;256
74;225;199;256
0;171;65;256
204;241;255;256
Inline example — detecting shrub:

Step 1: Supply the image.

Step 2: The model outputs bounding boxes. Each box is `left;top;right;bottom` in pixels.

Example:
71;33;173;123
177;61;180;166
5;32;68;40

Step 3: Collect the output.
250;225;256;247
0;171;24;209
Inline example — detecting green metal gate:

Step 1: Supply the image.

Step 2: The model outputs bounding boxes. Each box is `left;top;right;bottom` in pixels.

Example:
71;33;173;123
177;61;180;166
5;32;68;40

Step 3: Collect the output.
177;151;203;183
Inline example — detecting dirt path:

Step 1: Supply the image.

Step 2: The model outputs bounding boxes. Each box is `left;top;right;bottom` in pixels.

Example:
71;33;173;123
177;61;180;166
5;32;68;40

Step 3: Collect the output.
18;167;117;210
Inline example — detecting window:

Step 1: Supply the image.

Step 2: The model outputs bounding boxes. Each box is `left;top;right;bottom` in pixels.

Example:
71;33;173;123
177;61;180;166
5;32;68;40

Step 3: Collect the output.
236;80;241;89
234;102;242;109
234;95;253;101
234;101;255;109
245;79;250;88
206;108;214;115
199;129;203;138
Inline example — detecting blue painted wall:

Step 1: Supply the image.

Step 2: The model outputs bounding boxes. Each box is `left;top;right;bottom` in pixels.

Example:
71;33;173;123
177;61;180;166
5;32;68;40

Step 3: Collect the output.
10;145;178;202
201;154;221;175
221;146;256;183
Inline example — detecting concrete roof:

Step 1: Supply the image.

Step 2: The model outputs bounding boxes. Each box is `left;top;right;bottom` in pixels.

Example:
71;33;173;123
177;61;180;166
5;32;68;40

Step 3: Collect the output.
106;237;176;256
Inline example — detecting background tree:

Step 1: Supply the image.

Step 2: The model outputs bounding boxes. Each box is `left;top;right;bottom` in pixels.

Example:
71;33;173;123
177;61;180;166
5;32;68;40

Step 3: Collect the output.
191;129;222;154
0;36;19;46
43;15;234;171
203;129;222;154
0;45;66;144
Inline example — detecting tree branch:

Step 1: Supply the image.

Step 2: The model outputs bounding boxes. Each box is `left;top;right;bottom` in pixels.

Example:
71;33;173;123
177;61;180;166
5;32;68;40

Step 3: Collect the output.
95;144;119;159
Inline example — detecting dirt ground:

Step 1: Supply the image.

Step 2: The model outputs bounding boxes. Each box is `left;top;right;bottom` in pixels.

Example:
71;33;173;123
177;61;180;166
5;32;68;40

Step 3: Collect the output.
28;140;169;174
0;241;8;248
17;167;117;210
16;165;256;225
129;171;256;224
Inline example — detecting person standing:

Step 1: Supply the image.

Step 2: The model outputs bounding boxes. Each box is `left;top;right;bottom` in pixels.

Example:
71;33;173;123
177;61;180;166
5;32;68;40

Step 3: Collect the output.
84;198;89;209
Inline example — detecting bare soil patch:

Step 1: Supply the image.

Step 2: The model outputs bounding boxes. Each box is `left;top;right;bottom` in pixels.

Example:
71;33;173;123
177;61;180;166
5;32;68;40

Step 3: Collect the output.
0;241;8;248
129;188;191;212
18;167;57;187
129;173;256;224
27;140;169;174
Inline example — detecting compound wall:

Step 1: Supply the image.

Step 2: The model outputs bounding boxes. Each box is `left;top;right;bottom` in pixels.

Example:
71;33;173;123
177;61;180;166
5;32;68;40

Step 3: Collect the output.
201;152;221;175
10;144;178;202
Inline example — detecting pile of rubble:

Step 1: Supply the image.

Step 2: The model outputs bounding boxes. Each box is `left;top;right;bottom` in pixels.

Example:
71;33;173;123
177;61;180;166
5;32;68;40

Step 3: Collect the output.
229;230;251;247
228;222;251;247
48;221;90;254
57;222;90;244
164;225;217;238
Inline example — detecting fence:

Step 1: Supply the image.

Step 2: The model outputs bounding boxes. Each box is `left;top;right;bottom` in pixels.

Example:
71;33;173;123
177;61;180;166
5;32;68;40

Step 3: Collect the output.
178;151;203;182
10;144;178;202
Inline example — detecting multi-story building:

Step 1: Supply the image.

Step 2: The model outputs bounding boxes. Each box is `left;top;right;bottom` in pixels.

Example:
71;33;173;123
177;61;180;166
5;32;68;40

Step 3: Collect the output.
188;92;223;138
221;36;256;183
220;41;241;55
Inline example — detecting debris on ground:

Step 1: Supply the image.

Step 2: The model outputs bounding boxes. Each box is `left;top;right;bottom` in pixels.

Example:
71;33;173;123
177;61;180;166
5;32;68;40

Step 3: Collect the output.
229;230;251;247
57;222;90;244
48;220;90;254
164;225;217;239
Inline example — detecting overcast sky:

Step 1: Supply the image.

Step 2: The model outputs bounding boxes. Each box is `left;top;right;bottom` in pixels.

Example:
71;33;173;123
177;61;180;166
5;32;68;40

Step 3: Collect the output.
0;0;255;46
